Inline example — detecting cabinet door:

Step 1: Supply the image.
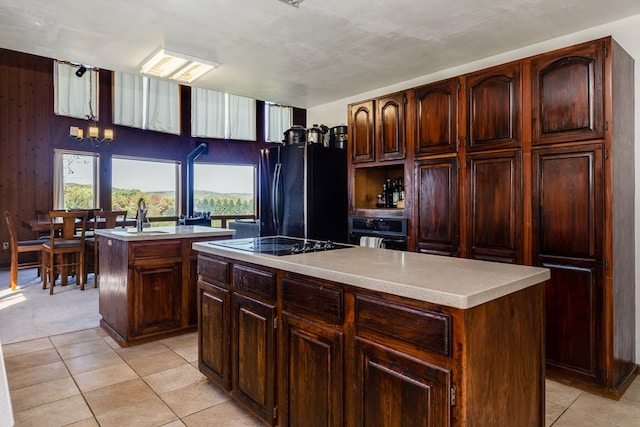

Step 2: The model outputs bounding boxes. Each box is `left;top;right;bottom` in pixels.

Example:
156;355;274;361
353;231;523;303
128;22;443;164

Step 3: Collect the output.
281;313;343;427
232;293;277;425
467;150;522;264
415;157;459;256
349;100;376;163
413;78;459;156
130;259;182;337
354;338;451;427
199;280;231;390
466;62;521;151
376;93;406;161
532;144;605;384
531;40;604;145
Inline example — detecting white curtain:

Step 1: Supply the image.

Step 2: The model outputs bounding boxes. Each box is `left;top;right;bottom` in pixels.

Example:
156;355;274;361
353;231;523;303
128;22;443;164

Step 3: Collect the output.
191;87;225;138
147;78;180;134
52;150;65;209
113;71;144;128
54;62;97;119
267;104;292;142
228;94;256;141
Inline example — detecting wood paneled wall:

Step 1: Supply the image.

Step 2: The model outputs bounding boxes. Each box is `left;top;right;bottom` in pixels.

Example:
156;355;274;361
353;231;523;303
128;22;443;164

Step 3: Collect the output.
0;48;306;267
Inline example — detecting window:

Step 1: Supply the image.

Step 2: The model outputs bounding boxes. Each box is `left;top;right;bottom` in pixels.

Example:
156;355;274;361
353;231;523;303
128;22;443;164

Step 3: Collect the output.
191;88;256;141
265;103;292;142
54;61;98;119
112;71;180;135
111;156;181;222
193;164;256;223
53;150;100;210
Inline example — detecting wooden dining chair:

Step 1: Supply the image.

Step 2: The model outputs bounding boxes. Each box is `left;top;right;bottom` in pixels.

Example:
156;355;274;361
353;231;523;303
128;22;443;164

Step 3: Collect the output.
86;210;127;286
42;210;88;295
3;211;45;291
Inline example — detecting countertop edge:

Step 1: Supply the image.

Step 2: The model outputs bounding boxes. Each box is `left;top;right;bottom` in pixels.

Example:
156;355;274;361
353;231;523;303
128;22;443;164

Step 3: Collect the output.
192;242;550;309
95;225;235;241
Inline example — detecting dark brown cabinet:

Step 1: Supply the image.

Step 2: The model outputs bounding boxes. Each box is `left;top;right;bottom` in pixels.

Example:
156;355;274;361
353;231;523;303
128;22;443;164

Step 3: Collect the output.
532;145;605;383
413;78;459;156
232;293;277;424
466;150;522;264
354;339;451;427
199;280;231;390
99;236;222;347
279;274;344;427
198;252;546;426
130;258;182;337
376;92;406;161
531;40;605;145
348;36;635;398
466;62;522;151
415;156;459;256
350;100;376;163
349;93;406;164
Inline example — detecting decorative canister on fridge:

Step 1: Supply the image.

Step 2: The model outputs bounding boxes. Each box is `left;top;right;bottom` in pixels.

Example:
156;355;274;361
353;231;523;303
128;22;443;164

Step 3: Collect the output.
307;124;324;145
283;125;306;145
330;125;348;149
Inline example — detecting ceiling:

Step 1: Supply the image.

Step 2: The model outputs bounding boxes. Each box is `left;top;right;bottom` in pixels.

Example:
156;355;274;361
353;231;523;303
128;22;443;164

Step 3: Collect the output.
1;0;640;109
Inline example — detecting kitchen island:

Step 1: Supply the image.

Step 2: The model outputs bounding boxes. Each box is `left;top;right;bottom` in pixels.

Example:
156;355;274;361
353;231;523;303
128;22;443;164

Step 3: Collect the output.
193;239;550;426
95;225;234;347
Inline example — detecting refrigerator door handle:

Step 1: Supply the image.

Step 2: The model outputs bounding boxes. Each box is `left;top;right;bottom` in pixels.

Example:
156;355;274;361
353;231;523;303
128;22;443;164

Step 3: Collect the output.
272;162;282;234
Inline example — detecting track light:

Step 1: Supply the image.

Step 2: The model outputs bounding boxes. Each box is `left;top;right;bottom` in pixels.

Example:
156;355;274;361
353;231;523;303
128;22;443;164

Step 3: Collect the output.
75;65;87;77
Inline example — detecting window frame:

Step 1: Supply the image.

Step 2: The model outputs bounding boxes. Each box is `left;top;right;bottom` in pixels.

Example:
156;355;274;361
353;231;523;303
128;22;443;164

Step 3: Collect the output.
53;149;100;210
110;155;182;221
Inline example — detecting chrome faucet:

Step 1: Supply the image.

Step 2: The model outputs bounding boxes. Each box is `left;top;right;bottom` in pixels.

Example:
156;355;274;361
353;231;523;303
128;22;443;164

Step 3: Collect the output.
136;198;148;231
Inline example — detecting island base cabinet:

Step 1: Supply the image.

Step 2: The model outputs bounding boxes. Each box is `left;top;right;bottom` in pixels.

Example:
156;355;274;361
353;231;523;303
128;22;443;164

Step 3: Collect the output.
130;260;182;337
197;253;546;427
280;314;344;427
354;339;451;427
198;281;231;391
232;293;277;426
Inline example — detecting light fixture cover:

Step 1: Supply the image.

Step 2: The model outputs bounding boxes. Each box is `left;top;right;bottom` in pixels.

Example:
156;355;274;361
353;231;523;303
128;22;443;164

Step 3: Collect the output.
140;48;218;83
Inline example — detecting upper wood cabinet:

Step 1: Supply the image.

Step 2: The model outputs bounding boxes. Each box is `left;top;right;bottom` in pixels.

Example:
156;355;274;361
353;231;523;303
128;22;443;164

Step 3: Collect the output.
350;100;376;163
466;63;522;151
376;93;406;161
531;40;605;145
349;94;406;164
412;78;459;156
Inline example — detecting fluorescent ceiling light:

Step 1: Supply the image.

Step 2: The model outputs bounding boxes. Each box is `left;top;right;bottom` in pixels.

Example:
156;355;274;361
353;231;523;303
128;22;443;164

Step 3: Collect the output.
140;49;219;83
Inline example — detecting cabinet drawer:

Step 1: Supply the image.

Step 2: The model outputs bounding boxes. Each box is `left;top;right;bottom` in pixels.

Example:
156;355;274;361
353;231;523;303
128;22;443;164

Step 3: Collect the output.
233;264;276;300
131;241;181;260
282;276;343;324
355;295;451;356
198;255;230;285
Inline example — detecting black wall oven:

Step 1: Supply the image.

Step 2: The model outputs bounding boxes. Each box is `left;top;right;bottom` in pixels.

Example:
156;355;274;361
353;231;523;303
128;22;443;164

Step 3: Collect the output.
348;216;408;251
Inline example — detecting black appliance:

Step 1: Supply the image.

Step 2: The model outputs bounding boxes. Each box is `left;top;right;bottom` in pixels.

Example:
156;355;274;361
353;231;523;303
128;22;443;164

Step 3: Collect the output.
259;143;348;243
348;216;408;251
208;236;352;257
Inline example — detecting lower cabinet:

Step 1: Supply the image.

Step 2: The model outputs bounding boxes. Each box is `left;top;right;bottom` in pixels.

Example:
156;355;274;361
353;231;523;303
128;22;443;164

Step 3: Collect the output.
198;253;545;426
130;259;182;337
232;293;277;424
355;338;451;427
280;314;343;427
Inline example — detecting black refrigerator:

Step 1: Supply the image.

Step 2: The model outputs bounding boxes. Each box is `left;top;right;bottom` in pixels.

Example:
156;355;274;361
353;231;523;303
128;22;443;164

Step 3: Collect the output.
259;143;348;243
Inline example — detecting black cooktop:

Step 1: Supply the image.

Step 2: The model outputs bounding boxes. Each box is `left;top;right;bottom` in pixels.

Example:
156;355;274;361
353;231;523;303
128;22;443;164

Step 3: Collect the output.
208;236;352;256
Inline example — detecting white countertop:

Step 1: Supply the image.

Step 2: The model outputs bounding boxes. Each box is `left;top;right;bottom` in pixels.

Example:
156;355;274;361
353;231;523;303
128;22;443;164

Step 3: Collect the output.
95;225;235;241
193;240;550;309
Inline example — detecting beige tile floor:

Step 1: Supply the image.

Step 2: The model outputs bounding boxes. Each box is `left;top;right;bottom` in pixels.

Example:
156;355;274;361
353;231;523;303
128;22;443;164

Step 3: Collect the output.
2;327;640;426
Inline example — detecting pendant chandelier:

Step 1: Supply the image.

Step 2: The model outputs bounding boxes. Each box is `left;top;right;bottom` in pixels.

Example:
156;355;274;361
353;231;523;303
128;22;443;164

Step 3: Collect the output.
69;67;114;147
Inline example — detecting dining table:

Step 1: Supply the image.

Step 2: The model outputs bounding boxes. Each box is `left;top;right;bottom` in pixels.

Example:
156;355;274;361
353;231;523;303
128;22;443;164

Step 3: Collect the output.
21;217;136;232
